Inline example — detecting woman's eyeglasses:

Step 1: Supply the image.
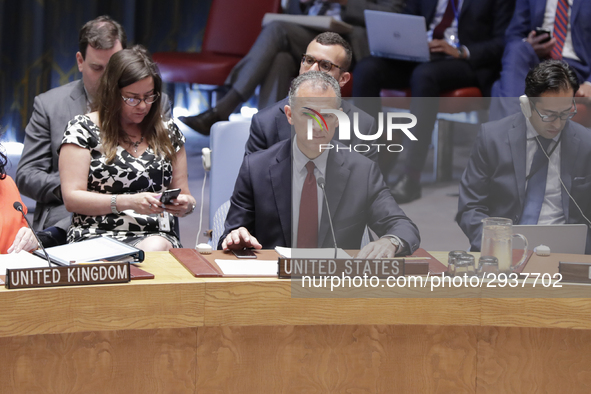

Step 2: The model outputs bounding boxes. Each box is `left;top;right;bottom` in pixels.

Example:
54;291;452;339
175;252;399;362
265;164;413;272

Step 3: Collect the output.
121;92;160;107
301;54;342;72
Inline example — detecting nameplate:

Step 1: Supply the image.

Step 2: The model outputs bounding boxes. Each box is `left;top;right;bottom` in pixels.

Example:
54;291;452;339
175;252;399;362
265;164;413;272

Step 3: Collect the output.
278;258;406;279
5;262;131;289
559;261;591;283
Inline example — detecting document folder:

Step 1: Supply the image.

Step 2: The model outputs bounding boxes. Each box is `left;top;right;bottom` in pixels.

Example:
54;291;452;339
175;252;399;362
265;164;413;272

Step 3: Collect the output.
34;237;144;266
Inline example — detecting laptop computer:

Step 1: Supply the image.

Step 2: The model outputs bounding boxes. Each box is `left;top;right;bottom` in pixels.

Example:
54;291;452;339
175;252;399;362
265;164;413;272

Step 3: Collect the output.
364;10;430;63
513;224;588;254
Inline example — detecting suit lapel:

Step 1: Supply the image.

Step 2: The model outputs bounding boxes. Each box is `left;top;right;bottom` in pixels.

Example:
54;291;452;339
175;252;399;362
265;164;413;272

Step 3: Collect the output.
69;80;87;119
560;123;579;219
424;0;439;25
273;99;292;144
571;0;581;25
270;142;292;246
459;0;473;20
509;115;528;206
532;0;546;27
318;150;350;247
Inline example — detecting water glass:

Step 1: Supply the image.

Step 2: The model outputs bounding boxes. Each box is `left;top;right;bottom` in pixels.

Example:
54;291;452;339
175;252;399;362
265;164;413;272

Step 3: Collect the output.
478;256;499;278
447;250;465;276
454;254;476;277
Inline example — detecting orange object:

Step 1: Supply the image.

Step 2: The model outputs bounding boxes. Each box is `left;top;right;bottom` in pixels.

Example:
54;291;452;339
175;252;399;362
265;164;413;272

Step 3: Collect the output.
0;176;28;254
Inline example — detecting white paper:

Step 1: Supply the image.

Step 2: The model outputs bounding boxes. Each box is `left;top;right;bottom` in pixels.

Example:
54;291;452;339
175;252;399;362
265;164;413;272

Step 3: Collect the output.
275;247;351;259
0;251;49;275
215;260;278;277
40;237;139;265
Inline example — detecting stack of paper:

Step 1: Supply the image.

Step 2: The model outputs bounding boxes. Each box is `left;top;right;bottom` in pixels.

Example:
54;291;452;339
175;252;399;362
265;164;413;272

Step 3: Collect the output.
0;251;48;275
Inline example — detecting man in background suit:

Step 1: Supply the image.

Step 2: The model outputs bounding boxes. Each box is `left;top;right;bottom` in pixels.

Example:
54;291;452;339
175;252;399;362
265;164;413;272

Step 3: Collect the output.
490;0;591;120
353;0;515;203
220;71;420;258
179;0;404;136
246;32;377;162
457;60;591;253
16;16;126;245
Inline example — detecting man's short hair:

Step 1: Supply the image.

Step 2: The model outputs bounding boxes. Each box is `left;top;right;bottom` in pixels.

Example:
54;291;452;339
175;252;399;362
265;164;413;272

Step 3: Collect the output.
313;32;352;71
79;15;127;59
525;60;580;98
289;70;341;107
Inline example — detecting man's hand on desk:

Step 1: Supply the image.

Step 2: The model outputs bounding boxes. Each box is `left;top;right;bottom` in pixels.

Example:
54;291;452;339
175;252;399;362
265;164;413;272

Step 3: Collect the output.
357;238;397;259
221;227;263;251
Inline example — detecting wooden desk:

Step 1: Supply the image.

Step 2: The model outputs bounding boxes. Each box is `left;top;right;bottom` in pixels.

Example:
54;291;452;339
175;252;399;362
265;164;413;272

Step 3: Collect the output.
1;251;591;393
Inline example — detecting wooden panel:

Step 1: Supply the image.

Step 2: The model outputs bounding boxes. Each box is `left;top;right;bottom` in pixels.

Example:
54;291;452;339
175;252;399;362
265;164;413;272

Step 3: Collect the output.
0;282;204;337
0;328;197;393
196;325;478;393
477;326;591;393
481;298;591;330
203;280;481;327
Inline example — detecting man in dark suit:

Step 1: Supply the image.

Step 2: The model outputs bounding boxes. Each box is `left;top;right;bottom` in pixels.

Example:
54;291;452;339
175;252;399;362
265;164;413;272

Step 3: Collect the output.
16;16;127;246
490;0;591;120
457;61;591;253
246;32;378;162
353;0;515;203
179;0;404;135
220;71;420;257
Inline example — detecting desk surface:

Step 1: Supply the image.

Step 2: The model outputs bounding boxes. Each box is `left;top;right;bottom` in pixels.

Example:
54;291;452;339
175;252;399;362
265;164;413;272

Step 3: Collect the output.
1;251;591;338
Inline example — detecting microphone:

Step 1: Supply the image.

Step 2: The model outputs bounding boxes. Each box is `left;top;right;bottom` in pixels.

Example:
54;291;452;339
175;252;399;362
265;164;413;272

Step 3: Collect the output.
317;177;338;259
13;202;52;267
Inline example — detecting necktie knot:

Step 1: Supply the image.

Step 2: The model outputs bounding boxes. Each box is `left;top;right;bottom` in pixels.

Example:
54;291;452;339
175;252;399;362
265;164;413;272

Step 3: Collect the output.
537;136;553;152
305;161;316;175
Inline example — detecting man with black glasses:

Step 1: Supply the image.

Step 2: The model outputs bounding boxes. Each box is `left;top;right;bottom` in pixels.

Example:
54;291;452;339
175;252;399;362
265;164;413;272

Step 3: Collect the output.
456;60;591;253
245;32;377;162
178;0;404;136
16;16;126;246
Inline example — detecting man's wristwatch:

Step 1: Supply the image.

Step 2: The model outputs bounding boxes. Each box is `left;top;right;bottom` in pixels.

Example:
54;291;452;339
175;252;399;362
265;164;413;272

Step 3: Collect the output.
384;235;402;252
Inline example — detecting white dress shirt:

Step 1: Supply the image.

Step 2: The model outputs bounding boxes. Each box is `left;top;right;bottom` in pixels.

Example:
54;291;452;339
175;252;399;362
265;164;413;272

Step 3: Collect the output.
291;138;329;246
524;118;565;224
427;0;464;40
541;0;580;62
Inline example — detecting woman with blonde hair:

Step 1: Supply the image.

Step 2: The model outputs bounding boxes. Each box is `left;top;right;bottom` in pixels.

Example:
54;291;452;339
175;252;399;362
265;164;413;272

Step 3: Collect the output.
59;45;195;251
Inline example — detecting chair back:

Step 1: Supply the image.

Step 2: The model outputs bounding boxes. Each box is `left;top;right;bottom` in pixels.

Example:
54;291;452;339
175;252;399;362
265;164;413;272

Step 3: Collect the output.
203;0;282;56
211;200;231;249
209;121;251;230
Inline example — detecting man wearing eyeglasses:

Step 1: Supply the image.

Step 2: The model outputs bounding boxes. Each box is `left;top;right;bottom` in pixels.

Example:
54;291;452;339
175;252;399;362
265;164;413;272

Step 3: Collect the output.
15;16;126;247
17;17;171;247
245;32;378;162
178;0;404;136
457;60;591;254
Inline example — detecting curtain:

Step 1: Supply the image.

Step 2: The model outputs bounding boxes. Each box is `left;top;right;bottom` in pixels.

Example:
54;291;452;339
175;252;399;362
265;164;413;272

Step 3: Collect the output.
0;0;212;142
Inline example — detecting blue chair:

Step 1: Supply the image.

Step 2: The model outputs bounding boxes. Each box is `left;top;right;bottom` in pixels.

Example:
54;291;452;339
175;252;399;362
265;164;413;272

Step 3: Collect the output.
209;121;251;248
207;120;374;250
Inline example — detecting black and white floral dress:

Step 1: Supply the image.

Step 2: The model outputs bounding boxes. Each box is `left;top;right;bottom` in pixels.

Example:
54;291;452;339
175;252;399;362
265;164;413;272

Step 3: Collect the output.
61;114;185;247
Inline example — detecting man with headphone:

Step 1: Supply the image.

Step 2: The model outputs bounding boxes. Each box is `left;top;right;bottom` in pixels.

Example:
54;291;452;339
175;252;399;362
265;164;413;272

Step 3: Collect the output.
457;60;591;254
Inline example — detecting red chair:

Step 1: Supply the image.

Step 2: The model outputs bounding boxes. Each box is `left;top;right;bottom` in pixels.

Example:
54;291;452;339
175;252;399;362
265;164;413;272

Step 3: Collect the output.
380;87;487;181
572;100;591;127
153;0;281;104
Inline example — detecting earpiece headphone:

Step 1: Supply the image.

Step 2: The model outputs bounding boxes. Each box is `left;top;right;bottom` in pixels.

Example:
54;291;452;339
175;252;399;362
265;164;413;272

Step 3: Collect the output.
519;95;532;118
